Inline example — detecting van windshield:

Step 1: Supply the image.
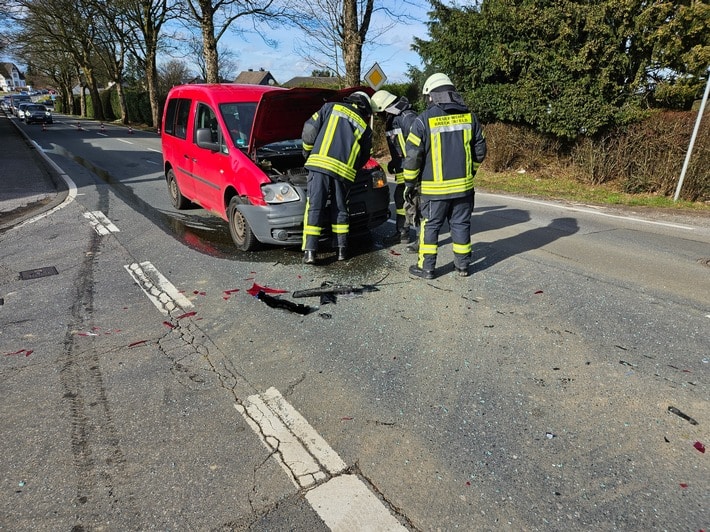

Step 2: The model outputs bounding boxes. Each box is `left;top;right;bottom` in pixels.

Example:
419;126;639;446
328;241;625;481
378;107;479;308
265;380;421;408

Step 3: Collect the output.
219;102;256;148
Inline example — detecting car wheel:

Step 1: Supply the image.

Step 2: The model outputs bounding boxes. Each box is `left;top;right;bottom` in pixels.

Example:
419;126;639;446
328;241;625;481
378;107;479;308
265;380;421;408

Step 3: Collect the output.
228;196;258;251
167;168;189;210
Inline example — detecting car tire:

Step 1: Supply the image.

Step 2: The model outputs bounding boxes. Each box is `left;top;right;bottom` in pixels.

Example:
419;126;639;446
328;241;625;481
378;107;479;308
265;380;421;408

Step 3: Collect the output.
228;196;258;251
167;168;189;210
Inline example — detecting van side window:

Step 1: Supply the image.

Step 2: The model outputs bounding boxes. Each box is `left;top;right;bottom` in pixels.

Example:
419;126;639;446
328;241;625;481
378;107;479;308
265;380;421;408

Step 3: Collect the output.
195;103;228;153
164;97;191;140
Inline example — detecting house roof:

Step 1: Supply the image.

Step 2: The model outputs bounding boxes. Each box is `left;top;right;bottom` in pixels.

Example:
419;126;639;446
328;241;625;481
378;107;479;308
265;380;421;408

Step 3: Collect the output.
282;76;341;89
233;70;277;86
0;62;25;79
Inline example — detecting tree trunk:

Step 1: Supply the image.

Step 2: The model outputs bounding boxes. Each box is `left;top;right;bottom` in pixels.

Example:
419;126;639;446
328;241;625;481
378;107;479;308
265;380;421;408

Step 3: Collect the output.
342;0;362;86
116;82;128;124
203;25;220;83
145;47;160;128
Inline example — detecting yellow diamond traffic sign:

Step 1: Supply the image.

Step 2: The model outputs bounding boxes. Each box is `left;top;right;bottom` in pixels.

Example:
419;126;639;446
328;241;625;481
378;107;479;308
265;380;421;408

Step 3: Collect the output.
364;63;387;91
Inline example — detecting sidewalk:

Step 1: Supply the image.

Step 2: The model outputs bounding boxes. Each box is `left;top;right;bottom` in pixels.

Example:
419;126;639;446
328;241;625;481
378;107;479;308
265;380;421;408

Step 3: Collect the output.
0;112;67;232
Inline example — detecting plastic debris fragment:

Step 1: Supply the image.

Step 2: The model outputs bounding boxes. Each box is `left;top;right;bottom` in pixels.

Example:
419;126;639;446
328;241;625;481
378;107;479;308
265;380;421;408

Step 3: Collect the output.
293;280;379;298
162;321;175;329
128;340;148;348
693;441;705;453
546;432;556;439
247;282;287;297
4;349;33;357
256;290;312;315
176;311;197;319
668;406;698;425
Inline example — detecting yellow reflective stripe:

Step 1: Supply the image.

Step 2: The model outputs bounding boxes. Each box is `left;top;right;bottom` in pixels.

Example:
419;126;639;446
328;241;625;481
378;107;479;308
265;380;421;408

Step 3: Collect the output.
303;142;314;151
307;154;357;181
332;224;349;234
429;113;472;131
395;207;405;216
431;128;443;182
303;225;321;236
321;113;338;154
420;243;437;255
403;168;419;182
406;131;421;146
452;242;471;254
473;161;481;171
394;171;404;184
420;176;473;195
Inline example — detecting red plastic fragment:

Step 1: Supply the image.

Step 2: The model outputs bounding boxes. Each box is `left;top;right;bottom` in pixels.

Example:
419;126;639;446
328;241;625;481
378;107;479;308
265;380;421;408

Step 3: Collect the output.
389;249;401;256
680;483;688;488
162;321;175;329
693;441;705;453
466;481;471;486
176;311;197;319
224;289;240;295
128;340;148;348
534;290;544;294
5;349;33;357
341;417;353;421
247;282;287;297
193;290;206;296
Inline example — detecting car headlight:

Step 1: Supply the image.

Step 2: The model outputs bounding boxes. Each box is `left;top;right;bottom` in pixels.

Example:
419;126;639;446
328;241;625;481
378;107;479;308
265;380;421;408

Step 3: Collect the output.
262;183;300;204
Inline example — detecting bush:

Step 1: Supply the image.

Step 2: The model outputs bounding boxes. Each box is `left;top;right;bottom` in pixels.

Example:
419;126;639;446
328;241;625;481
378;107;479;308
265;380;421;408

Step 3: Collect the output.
484;109;709;202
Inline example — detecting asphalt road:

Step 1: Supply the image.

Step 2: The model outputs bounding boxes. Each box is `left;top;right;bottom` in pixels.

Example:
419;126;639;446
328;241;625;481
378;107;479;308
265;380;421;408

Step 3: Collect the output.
1;114;708;530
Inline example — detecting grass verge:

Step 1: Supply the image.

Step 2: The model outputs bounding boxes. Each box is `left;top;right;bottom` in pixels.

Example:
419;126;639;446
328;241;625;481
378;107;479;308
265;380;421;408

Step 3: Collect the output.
477;170;710;212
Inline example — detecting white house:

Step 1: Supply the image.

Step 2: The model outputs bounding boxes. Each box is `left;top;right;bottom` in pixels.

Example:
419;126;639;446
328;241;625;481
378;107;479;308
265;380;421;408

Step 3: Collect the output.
0;63;25;92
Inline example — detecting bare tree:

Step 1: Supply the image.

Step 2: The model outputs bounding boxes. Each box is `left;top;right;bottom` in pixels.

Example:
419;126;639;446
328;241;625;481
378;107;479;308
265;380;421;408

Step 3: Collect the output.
179;0;289;84
185;35;238;82
293;0;419;86
122;0;180;127
158;58;193;92
10;0;107;120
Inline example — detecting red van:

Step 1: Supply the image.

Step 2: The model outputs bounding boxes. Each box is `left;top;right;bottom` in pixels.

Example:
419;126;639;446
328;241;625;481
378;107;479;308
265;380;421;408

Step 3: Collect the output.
161;84;390;251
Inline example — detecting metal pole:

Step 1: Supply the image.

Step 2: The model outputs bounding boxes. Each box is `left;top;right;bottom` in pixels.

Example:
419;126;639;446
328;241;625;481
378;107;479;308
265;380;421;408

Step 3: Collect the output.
674;70;710;201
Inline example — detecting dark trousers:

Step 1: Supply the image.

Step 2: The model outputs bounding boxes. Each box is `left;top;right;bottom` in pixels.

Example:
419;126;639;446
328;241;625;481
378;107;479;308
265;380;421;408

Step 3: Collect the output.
417;194;473;271
393;182;409;233
302;170;350;251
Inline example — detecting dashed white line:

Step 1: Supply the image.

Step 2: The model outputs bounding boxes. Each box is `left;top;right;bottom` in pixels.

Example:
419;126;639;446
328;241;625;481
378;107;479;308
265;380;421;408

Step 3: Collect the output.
117;138;133;145
83;210;120;235
236;387;406;530
123;261;193;315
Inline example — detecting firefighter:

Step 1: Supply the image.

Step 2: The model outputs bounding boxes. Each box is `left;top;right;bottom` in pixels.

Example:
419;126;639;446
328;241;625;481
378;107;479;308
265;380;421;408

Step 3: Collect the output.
301;91;374;265
371;90;418;245
403;73;487;279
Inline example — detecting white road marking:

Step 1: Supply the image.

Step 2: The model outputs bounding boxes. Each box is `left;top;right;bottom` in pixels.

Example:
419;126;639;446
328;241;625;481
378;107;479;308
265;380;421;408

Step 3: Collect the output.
123;261;193;315
307;475;406;532
117;138;133;145
83;210;120;235
236;387;405;530
482;192;696;230
147;148;162;153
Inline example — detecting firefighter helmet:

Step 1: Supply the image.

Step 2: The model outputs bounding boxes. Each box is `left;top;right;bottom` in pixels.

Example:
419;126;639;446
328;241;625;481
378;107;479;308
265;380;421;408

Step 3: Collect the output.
371;90;397;113
345;91;374;115
422;73;454;94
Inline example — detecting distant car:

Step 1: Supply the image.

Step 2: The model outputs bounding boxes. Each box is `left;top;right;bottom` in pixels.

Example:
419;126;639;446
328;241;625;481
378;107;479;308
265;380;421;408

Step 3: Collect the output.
9;95;32;116
24;104;53;125
16;102;33;120
161;83;390;251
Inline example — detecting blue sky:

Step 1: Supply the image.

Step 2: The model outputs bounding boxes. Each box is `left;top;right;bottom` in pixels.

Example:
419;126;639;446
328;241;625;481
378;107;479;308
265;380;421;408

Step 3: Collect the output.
219;2;430;85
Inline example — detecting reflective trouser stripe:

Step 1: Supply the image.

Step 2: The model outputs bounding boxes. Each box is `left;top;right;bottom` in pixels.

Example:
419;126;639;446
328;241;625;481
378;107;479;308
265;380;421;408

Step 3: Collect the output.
332;223;349;234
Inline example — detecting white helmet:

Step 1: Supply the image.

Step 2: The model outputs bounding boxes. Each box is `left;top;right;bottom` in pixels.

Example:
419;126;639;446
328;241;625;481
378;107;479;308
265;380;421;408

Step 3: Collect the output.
371;90;397;113
422;72;454;95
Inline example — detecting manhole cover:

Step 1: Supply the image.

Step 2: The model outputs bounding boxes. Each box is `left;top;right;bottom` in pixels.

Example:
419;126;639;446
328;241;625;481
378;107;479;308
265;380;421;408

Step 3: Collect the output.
19;266;58;280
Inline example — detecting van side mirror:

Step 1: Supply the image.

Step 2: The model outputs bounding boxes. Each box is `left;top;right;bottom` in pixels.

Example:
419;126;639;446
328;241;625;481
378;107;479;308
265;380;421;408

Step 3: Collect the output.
195;127;219;152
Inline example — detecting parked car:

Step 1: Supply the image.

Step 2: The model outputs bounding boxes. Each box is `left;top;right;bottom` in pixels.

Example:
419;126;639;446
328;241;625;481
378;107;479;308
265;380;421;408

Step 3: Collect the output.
161;84;390;251
24;104;53;124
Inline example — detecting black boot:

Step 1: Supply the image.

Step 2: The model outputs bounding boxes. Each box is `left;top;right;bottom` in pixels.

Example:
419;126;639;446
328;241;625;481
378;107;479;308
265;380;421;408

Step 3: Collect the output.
409;264;434;279
303;250;316;264
337;247;348;261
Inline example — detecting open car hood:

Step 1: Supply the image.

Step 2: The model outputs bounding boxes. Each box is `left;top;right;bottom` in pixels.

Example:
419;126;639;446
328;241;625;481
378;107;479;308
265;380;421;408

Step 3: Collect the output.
248;86;373;155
